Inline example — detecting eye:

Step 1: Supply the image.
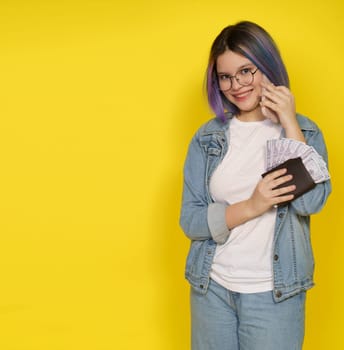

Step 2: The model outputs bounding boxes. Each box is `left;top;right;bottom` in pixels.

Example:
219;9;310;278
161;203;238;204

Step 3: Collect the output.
240;68;251;75
218;74;231;81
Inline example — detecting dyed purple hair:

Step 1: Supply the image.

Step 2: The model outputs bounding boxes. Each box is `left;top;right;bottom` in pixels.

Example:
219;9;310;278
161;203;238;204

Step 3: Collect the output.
206;21;289;121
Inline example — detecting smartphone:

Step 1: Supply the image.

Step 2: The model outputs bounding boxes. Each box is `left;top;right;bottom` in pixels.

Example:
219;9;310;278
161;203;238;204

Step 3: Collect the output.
261;75;279;123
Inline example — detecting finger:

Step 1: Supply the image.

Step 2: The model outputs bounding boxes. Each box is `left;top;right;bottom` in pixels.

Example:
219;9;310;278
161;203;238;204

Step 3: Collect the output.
261;89;287;104
273;193;295;206
260;99;280;113
261;81;274;88
272;184;296;196
263;168;287;181
262;87;293;106
270;174;294;190
261;84;294;106
261;106;279;123
260;82;281;97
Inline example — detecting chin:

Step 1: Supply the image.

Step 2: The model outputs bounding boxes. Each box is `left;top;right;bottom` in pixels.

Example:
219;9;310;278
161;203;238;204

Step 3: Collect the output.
236;100;261;113
236;102;263;120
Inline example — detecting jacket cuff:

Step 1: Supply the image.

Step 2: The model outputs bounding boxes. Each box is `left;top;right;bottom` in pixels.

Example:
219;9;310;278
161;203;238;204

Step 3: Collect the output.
208;202;231;244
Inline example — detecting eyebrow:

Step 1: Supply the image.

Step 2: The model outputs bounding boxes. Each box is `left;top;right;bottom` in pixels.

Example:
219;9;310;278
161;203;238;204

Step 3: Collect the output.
217;63;254;75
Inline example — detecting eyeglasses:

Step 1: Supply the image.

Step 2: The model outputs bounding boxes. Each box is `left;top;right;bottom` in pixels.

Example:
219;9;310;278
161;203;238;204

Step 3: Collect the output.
217;68;258;91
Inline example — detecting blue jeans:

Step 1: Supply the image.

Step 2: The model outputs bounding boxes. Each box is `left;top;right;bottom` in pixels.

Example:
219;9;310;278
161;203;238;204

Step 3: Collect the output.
191;279;306;350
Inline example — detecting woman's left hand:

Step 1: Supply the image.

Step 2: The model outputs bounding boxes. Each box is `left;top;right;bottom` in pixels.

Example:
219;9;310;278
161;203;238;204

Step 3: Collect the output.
260;81;296;129
260;82;305;142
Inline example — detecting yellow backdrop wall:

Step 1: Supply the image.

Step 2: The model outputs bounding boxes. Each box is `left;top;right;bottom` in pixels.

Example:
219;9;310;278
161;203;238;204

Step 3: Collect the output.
0;0;343;349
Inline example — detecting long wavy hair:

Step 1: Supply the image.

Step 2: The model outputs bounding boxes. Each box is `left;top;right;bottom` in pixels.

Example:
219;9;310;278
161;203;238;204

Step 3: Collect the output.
206;21;289;121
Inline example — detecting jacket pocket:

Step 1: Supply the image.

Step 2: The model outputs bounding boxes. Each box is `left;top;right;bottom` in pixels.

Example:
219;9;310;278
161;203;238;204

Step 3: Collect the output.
185;240;209;279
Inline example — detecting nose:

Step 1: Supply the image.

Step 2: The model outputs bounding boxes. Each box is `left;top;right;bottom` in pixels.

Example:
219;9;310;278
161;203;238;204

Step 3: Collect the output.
231;77;242;90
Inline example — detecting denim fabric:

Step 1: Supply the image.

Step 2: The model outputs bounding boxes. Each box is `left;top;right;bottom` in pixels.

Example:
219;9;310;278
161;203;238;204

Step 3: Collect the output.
180;114;331;302
191;279;305;350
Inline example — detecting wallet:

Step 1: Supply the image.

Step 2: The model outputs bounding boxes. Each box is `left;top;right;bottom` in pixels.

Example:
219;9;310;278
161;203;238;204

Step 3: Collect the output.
261;157;316;205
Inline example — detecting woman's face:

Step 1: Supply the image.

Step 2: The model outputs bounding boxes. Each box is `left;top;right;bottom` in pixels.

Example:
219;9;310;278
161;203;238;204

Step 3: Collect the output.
216;50;264;119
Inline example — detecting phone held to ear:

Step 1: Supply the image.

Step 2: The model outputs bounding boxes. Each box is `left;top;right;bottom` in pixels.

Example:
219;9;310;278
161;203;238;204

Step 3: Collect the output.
261;74;279;123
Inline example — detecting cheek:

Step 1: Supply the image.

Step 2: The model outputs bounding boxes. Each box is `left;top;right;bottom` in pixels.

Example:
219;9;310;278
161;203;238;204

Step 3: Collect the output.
223;92;236;104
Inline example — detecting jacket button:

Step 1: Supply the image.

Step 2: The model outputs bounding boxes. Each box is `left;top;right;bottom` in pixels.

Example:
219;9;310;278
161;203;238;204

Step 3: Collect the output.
275;290;282;298
278;213;284;218
274;254;279;261
200;285;204;289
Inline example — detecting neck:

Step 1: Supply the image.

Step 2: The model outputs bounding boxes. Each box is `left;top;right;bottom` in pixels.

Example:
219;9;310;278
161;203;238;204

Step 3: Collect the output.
237;106;265;122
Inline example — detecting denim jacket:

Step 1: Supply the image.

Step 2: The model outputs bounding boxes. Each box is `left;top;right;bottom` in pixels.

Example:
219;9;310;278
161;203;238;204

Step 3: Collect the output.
180;113;331;302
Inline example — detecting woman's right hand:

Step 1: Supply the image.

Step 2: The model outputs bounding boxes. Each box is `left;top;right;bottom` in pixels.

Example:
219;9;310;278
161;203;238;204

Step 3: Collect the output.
225;168;296;230
248;168;295;216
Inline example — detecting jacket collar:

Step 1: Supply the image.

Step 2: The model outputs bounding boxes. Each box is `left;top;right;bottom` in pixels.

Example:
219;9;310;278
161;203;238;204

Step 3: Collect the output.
200;113;315;138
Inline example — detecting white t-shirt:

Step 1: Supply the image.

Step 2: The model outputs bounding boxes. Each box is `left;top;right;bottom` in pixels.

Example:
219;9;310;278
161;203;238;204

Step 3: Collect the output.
209;116;282;293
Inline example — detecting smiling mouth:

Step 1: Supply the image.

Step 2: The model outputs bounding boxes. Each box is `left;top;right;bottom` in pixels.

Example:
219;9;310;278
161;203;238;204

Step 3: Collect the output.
232;90;253;99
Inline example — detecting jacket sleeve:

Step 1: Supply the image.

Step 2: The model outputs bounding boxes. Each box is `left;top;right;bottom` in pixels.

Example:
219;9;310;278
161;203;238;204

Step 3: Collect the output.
179;132;231;244
290;124;332;215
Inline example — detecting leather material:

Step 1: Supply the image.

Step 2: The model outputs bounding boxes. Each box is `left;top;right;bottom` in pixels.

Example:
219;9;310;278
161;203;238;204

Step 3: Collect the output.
262;157;316;204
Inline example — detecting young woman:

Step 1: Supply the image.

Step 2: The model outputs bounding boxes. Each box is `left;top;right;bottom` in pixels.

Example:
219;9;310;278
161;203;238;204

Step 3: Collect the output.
180;21;331;350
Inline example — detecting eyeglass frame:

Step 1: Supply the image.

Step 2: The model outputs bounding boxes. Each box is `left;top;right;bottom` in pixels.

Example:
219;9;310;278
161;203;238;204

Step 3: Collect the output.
216;67;259;92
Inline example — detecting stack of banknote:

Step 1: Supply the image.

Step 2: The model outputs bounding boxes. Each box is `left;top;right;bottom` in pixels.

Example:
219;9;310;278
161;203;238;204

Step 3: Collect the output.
266;138;330;183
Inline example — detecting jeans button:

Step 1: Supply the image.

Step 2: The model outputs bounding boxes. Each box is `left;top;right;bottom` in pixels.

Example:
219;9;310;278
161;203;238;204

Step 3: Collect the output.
274;254;279;261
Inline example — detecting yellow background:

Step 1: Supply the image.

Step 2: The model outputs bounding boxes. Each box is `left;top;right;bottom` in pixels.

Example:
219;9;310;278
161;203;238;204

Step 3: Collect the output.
0;0;342;349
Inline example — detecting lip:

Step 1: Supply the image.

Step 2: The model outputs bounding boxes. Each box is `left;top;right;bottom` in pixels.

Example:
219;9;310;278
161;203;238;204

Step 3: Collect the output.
231;89;253;101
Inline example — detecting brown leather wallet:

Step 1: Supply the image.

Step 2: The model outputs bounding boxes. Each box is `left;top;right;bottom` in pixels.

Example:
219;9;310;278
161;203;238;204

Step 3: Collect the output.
261;157;316;205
